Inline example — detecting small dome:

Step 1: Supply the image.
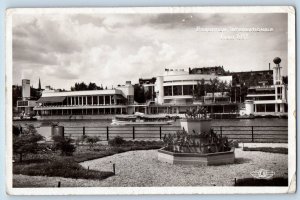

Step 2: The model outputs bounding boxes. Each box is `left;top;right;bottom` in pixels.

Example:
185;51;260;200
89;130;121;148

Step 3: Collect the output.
273;57;281;64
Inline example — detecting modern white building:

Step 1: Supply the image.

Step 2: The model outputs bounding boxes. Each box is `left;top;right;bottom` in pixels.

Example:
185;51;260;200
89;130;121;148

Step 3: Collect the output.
245;57;288;116
154;68;232;105
34;81;135;117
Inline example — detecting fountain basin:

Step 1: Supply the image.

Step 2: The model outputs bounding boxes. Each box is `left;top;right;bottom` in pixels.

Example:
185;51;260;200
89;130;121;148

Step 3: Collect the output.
158;147;235;165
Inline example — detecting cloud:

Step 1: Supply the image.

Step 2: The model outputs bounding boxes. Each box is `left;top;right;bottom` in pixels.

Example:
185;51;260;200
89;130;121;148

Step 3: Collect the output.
12;12;288;89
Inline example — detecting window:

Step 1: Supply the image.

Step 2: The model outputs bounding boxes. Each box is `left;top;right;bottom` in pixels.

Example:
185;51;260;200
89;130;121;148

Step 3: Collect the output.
183;85;193;95
93;96;98;105
266;104;275;112
164;86;172;96
173;85;182;96
105;96;110;104
256;104;265;112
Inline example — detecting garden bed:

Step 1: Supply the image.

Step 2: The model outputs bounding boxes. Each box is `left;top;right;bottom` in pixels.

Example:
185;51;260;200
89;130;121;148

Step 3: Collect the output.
158;147;235;165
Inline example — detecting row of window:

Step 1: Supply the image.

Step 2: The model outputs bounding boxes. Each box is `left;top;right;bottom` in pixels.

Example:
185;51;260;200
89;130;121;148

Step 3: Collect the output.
164;85;194;96
17;101;29;107
65;96;114;105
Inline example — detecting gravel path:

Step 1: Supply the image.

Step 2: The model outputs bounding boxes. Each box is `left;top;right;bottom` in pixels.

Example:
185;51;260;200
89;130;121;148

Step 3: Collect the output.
14;148;288;187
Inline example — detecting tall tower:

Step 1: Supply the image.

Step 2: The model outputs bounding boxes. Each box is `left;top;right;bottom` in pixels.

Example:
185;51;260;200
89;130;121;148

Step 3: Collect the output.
38;78;41;90
22;79;30;100
273;57;282;85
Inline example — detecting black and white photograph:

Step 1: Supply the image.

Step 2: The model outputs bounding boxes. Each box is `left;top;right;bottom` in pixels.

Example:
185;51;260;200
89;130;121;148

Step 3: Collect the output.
6;7;296;195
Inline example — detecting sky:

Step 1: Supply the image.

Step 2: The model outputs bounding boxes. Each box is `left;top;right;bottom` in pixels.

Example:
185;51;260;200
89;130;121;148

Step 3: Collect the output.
12;12;288;90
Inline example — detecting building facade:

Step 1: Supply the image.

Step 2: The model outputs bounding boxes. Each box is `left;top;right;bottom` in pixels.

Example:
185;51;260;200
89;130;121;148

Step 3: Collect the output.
16;79;37;116
245;59;288;116
34;81;135;117
28;59;287;119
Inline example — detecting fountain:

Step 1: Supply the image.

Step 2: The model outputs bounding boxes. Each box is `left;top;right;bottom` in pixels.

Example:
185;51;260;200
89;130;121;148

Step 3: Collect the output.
158;107;235;165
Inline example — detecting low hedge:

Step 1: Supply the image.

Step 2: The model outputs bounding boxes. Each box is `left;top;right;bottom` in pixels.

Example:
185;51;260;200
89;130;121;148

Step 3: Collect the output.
13;157;114;180
242;147;288;154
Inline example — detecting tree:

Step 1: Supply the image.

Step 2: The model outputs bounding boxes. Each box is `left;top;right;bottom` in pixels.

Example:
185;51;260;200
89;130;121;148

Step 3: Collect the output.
218;81;227;98
134;84;145;103
13;124;44;162
30;87;42;100
71;82;103;91
12;85;22;107
210;78;220;102
193;79;206;101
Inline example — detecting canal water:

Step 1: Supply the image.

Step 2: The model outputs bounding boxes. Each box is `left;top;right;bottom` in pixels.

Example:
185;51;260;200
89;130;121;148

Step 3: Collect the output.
13;118;288;128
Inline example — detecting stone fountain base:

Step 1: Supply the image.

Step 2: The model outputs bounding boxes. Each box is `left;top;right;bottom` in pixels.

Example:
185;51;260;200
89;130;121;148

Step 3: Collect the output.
158;148;235;165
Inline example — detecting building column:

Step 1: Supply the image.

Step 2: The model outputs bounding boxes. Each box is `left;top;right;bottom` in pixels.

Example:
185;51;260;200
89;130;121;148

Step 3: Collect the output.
265;104;266;112
82;96;84;106
86;96;88;105
280;104;284;113
91;96;93;105
70;97;73;105
104;96;106;105
97;96;100;105
110;96;112;105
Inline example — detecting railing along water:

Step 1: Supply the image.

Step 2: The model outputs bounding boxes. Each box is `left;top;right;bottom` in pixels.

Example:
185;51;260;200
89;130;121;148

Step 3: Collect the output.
63;125;288;143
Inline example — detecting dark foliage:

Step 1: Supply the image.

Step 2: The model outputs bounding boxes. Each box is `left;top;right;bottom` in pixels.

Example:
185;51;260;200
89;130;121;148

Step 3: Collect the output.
71;82;103;91
13;124;44;162
13;157;114;180
85;136;100;149
133;84;145;103
108;136;126;147
13;125;21;136
53;136;76;156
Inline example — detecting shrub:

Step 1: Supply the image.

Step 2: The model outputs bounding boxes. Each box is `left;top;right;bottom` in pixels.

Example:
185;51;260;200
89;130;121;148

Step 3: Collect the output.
108;136;125;147
53;136;76;156
13;125;21;136
13;124;44;162
85;136;100;149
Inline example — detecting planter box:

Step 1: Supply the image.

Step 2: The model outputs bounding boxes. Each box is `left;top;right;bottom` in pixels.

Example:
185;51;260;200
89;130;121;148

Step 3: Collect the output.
180;118;212;134
158;147;235;165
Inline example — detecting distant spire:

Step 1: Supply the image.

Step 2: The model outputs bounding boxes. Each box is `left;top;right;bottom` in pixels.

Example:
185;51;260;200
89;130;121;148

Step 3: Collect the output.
38;78;41;90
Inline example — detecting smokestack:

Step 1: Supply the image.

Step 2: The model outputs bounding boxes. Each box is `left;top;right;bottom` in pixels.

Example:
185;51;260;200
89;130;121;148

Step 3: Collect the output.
269;63;270;71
